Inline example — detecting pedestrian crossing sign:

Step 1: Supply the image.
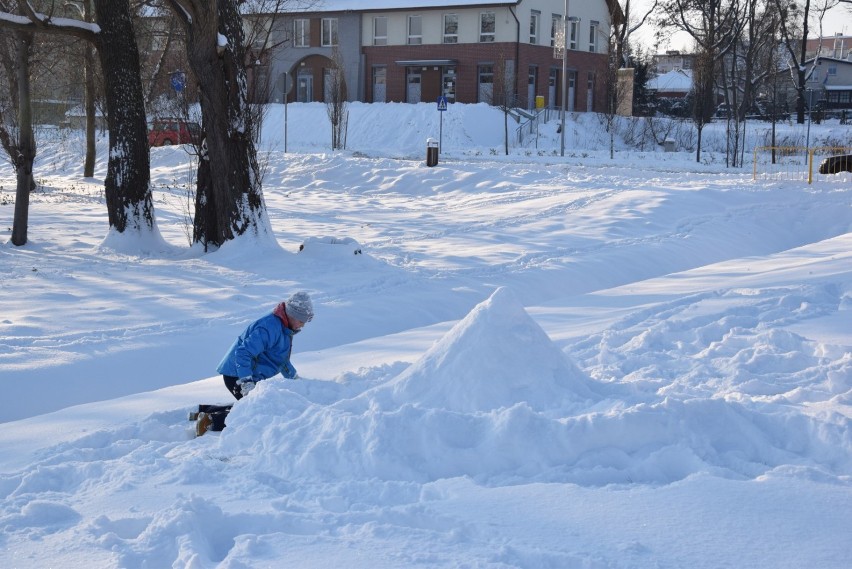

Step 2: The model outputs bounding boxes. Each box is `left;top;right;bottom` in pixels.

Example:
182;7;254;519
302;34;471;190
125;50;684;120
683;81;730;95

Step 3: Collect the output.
437;96;448;111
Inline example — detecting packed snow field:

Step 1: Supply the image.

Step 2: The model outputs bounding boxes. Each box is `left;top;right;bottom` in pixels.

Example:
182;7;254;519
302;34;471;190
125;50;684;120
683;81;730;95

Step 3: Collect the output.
1;103;850;568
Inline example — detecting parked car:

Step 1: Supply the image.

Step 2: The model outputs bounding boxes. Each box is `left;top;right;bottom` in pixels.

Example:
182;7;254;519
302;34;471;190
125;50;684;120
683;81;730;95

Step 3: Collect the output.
714;100;790;122
713;103;732;119
148;119;201;147
818;154;852;175
752;99;790;121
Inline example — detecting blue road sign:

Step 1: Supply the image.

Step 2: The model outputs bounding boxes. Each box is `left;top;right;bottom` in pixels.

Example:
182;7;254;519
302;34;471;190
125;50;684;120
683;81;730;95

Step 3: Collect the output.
437;96;448;111
170;72;186;93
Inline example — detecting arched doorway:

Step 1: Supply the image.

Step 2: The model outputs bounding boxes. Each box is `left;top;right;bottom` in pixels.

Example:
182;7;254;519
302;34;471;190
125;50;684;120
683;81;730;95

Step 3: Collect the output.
288;54;336;103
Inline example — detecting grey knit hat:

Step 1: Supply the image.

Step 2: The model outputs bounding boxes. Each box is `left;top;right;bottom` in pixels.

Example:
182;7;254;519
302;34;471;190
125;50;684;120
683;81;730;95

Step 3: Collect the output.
285;291;314;323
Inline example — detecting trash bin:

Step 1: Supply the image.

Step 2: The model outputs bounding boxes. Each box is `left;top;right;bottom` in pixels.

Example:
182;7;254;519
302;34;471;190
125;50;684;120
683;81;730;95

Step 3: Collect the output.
426;138;439;167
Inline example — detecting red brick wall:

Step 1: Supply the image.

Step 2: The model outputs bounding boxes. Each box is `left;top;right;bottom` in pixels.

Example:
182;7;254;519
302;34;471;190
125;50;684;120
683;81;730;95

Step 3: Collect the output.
364;42;609;110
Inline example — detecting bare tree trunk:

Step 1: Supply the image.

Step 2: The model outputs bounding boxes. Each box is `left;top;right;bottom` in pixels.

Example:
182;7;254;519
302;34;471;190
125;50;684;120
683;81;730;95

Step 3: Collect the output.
326;47;348;151
92;0;154;234
0;0;156;237
11;30;35;246
169;0;265;250
491;53;514;156
82;0;96;178
775;0;812;124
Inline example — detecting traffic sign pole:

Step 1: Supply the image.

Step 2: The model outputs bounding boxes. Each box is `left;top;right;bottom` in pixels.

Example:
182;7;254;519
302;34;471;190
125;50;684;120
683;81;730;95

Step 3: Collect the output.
437;96;448;153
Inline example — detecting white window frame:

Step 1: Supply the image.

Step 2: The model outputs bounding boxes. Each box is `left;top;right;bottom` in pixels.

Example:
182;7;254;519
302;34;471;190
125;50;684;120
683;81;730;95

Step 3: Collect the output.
480;11;496;43
408;15;423;45
530;11;540;45
373;16;387;46
293;18;309;48
321;17;338;47
550;14;561;47
589;20;599;53
569;17;579;50
443;13;458;44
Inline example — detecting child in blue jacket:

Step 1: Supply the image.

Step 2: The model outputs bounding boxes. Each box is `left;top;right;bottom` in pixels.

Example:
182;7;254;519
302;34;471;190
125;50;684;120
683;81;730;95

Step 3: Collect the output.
195;291;314;436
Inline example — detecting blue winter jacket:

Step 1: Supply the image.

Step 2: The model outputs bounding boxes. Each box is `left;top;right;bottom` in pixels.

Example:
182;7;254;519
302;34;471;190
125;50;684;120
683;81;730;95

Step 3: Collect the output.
217;312;297;381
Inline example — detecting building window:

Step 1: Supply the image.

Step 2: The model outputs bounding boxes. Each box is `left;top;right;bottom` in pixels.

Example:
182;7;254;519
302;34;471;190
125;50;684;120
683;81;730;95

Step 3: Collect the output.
480;12;496;42
478;64;494;102
829;64;838;76
293;18;309;48
406;67;422;103
408;15;422;45
550;14;561;47
530;11;540;45
443;14;458;44
569;18;579;50
321;18;338;47
374;17;387;46
589;20;599;53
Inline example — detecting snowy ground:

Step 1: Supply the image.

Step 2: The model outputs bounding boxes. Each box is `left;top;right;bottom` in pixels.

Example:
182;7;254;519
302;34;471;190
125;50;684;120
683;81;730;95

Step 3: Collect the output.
0;103;850;568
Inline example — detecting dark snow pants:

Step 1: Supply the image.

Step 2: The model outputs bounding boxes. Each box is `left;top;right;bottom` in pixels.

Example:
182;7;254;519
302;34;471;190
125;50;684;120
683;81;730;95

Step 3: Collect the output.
199;375;244;431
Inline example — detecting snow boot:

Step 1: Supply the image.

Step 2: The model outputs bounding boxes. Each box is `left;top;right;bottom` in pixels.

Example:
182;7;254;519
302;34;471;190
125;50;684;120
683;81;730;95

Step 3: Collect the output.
195;412;213;437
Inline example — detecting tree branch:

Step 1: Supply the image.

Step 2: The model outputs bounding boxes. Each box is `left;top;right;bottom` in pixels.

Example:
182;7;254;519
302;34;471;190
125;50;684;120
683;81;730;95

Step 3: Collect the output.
0;0;98;42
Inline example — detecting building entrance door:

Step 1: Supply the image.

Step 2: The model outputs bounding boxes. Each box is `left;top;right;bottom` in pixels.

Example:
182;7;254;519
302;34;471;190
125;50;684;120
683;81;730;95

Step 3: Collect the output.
407;68;421;103
421;68;441;103
297;70;313;102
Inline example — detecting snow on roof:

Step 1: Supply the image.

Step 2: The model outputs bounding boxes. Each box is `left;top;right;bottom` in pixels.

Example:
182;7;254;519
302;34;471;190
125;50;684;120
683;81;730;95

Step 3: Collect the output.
805;56;852;65
648;69;692;92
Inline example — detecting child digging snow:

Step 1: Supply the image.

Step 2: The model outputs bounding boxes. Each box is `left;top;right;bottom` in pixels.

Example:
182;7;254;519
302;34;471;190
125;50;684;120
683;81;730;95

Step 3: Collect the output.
194;291;314;437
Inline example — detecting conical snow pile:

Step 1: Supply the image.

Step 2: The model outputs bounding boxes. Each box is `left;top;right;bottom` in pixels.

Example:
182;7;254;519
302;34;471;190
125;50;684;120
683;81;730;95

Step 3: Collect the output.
384;287;598;414
218;287;601;484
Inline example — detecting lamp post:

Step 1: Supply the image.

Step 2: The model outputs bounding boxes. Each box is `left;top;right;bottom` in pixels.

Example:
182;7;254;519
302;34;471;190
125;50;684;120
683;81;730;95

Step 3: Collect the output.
560;0;569;156
64;1;96;177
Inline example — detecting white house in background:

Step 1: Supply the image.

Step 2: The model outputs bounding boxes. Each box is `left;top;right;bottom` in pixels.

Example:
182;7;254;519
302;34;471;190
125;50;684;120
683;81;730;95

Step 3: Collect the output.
648;69;692;99
652;50;695;75
803;57;852;110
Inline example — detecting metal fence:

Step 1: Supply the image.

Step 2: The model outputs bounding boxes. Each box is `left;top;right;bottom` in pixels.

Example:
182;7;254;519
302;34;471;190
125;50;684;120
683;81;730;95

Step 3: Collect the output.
753;146;852;184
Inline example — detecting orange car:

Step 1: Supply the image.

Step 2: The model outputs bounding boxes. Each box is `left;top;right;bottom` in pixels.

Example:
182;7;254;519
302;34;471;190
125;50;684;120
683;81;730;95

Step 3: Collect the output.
148;119;202;147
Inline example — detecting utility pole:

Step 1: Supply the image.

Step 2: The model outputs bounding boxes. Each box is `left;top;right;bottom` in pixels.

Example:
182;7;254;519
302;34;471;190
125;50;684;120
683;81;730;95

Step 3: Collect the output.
560;0;569;156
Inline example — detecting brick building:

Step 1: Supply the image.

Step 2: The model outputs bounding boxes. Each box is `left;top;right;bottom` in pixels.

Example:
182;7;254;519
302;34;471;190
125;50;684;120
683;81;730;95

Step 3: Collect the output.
265;0;622;112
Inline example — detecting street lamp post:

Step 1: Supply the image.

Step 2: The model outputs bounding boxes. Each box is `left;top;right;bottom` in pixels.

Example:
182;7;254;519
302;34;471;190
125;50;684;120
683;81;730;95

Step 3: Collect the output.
65;1;96;177
560;0;569;156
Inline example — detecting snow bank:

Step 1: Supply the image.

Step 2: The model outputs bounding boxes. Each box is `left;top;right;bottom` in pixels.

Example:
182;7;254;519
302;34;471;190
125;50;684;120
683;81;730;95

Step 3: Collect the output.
215;287;851;489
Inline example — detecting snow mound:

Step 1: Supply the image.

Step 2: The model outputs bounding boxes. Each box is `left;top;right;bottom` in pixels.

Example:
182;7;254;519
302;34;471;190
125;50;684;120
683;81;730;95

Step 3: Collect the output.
214;287;852;486
217;288;600;483
384;286;597;413
298;236;364;257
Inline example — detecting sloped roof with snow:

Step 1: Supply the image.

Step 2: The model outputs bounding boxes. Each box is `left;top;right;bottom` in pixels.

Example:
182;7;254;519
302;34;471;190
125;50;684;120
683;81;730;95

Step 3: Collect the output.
648;69;693;93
